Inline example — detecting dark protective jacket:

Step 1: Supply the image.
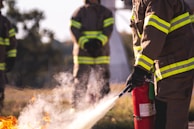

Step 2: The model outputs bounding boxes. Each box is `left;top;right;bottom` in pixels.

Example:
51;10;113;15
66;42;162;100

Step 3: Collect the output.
0;12;17;72
130;0;194;81
70;3;114;65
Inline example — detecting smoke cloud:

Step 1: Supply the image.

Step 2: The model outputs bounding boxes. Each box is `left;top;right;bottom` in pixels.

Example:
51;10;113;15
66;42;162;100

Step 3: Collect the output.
17;72;118;129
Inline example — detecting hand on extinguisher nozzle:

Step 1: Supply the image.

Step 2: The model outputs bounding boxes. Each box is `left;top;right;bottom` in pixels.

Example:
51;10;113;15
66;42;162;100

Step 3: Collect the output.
118;66;151;97
126;66;151;92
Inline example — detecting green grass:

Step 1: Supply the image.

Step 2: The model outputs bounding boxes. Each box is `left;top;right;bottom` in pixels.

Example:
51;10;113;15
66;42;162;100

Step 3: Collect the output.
2;85;194;129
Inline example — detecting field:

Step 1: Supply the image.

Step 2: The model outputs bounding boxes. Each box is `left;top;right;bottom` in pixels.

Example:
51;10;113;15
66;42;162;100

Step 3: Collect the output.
2;84;194;129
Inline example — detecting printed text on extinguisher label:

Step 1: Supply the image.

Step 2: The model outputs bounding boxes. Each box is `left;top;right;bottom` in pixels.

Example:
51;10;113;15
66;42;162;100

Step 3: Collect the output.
139;103;156;117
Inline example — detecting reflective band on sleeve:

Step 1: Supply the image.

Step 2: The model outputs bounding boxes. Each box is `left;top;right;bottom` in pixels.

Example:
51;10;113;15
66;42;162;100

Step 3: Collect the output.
169;12;191;32
71;19;82;29
9;28;16;37
74;56;110;64
133;45;142;52
191;14;194;23
0;38;10;45
144;14;170;34
0;63;6;71
4;38;10;46
155;57;194;81
103;17;114;28
0;38;4;45
133;45;142;59
7;49;17;57
97;34;108;46
135;54;154;71
78;36;89;49
83;31;108;46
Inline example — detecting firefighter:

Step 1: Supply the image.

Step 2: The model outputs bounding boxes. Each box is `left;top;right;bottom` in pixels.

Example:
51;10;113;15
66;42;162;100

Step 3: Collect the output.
0;0;17;111
125;0;194;129
70;0;114;110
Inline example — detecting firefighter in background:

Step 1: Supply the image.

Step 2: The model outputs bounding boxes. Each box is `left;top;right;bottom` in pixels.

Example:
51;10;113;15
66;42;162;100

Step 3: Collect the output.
70;0;114;109
0;0;17;111
124;0;194;129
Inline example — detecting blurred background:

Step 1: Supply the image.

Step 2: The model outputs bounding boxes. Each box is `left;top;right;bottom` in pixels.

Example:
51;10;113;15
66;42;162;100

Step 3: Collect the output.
2;0;194;88
2;0;135;88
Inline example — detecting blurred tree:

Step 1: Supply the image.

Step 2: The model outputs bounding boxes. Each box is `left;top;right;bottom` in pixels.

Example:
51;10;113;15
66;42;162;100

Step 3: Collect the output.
4;1;132;88
4;0;73;88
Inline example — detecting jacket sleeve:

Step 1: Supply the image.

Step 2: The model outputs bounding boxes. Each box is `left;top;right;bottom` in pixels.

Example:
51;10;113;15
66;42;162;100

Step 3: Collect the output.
5;18;17;59
99;8;114;46
70;7;89;49
134;0;179;71
4;17;17;72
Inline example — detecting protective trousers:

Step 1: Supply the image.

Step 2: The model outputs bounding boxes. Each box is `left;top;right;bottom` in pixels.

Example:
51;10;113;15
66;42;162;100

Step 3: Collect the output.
0;71;5;106
72;64;110;109
155;70;194;129
0;43;6;112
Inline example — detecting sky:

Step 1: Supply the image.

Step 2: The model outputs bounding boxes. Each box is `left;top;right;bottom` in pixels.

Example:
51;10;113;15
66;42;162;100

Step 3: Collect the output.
4;0;132;42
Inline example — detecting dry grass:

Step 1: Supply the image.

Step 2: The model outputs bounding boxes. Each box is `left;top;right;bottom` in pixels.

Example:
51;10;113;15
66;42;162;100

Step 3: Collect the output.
3;86;53;117
2;84;194;129
1;84;135;129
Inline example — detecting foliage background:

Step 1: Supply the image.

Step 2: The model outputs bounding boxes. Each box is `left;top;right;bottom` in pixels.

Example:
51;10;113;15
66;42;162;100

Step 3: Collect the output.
5;0;134;89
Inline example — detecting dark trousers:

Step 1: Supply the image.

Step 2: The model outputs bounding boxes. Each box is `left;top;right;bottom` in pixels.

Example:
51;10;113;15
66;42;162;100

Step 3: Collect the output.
72;64;110;109
155;70;194;129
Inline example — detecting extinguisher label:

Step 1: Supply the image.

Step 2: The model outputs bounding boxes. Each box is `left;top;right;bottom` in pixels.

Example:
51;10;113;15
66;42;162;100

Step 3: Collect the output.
139;103;156;117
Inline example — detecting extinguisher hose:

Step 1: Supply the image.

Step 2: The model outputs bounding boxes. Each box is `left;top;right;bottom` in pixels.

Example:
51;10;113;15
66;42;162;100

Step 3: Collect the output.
118;83;133;98
118;78;154;98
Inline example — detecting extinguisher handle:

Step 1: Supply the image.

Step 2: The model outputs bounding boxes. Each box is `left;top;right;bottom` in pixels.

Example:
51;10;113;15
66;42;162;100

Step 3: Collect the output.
118;83;133;98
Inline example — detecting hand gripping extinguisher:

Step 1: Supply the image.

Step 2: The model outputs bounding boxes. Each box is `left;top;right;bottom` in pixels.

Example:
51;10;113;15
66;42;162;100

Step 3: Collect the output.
118;79;156;129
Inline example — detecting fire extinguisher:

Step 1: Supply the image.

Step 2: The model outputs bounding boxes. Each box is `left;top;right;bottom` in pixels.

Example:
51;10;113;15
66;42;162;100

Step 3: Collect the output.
118;79;156;129
131;80;156;129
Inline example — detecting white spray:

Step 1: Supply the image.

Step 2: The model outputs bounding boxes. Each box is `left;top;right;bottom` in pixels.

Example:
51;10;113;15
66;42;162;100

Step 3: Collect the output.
17;72;120;129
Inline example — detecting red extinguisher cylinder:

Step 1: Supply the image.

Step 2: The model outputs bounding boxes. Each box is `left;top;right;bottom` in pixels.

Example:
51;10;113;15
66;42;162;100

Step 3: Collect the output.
131;81;155;129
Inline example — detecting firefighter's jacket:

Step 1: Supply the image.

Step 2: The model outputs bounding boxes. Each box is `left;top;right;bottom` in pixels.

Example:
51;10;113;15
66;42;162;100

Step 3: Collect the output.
130;0;194;81
70;3;114;65
0;12;17;71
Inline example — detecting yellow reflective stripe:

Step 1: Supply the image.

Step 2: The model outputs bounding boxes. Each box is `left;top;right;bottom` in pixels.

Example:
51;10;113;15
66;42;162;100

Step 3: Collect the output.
144;14;170;34
169;12;191;32
190;14;194;23
9;28;16;37
7;49;17;57
97;34;108;46
74;56;110;64
0;38;10;45
83;31;102;38
135;54;154;71
71;19;82;29
133;45;142;59
0;38;4;45
133;46;142;52
137;32;142;38
78;36;89;49
83;31;108;46
103;17;114;28
0;63;6;70
155;57;194;81
4;38;10;45
95;56;110;64
131;12;135;21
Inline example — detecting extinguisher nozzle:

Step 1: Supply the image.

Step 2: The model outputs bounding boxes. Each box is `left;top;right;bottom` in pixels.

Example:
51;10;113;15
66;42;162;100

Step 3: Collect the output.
118;84;133;98
118;92;124;98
